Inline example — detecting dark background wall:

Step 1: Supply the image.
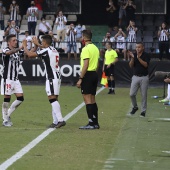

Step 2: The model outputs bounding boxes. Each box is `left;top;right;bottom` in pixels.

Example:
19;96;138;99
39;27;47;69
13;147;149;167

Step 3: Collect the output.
3;0;170;25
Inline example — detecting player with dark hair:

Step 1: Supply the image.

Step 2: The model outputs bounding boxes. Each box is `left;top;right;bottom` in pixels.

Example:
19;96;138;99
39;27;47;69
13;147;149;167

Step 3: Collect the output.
128;42;150;117
1;34;24;127
76;30;100;129
23;35;66;128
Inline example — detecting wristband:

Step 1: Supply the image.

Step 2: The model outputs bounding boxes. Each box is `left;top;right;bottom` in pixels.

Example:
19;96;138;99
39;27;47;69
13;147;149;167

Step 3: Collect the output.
79;77;83;79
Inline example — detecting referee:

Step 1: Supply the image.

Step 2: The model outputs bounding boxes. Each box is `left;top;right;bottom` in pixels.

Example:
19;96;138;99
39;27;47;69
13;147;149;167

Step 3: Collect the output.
103;42;118;94
128;42;150;117
76;30;100;130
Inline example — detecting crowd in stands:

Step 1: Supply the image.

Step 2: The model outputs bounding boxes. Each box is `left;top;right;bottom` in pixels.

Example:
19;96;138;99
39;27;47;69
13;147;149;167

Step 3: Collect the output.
0;0;169;61
0;0;87;60
103;0;170;61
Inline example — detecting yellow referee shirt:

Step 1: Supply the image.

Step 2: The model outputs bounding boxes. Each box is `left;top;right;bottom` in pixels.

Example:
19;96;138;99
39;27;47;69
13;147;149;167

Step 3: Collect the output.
80;43;99;71
104;49;118;65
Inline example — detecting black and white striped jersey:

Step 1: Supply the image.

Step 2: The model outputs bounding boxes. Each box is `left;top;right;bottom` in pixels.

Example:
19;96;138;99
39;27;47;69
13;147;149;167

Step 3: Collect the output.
128;27;137;42
159;29;169;42
1;47;23;80
36;46;61;80
66;28;77;43
10;6;19;21
27;7;38;22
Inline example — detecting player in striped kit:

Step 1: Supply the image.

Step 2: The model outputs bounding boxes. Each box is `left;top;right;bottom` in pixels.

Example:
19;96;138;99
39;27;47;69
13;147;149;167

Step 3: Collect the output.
1;34;24;127
23;35;66;128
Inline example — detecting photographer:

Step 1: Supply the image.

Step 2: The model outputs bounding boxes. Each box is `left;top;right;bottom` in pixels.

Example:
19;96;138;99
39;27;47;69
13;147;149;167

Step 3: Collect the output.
9;0;20;26
124;0;136;25
158;22;169;60
66;23;77;60
55;10;67;42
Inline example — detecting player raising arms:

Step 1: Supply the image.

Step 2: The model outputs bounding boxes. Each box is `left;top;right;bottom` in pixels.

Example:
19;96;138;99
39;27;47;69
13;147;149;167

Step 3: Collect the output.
1;34;24;127
22;35;66;128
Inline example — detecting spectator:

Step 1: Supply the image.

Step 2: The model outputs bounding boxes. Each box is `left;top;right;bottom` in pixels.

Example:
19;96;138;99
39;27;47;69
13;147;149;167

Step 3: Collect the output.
26;1;38;35
100;32;115;60
0;1;6;30
56;3;64;15
158;22;169;60
4;20;10;39
106;0;118;33
48;30;58;48
75;23;84;42
9;0;20;26
102;42;118;94
55;10;67;42
23;31;32;59
4;20;20;38
126;20;137;58
38;17;51;38
66;23;77;60
34;0;44;19
118;0;127;27
124;0;136;25
114;28;127;60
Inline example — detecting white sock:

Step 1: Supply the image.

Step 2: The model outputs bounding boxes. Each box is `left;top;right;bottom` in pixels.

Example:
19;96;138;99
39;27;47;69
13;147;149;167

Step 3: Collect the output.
51;101;63;122
2;102;9;122
52;109;58;125
8;100;23;117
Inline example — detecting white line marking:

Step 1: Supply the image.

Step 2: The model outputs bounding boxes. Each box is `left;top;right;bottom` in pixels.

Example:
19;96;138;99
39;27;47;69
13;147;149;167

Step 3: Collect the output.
156;118;170;121
162;151;170;154
0;87;105;170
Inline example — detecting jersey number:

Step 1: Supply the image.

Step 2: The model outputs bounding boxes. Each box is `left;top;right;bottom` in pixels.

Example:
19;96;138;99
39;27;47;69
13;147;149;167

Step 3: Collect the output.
6;84;11;89
56;56;59;68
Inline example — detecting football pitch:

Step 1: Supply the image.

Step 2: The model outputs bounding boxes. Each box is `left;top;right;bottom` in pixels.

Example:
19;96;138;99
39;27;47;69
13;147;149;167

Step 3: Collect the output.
0;85;170;170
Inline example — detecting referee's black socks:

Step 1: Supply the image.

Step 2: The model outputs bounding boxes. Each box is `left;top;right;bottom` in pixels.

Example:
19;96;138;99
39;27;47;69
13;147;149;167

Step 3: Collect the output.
111;80;115;88
86;104;94;126
86;103;99;126
93;103;99;125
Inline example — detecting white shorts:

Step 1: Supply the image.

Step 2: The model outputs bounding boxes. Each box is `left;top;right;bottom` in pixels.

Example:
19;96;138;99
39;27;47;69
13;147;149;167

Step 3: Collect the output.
46;78;61;96
1;79;23;95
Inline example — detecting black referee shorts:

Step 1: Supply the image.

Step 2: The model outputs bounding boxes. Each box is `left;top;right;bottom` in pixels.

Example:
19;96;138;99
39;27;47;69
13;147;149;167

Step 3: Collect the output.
81;71;98;95
104;64;115;76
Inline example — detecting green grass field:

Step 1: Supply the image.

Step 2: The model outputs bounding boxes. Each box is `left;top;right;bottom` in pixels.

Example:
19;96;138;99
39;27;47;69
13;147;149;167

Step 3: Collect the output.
0;85;170;170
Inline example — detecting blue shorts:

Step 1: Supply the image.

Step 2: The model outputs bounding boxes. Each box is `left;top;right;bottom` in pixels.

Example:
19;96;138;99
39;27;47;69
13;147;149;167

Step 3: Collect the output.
67;42;77;53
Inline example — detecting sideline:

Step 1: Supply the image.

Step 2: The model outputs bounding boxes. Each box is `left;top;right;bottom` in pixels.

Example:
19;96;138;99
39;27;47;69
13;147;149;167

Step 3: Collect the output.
0;87;105;170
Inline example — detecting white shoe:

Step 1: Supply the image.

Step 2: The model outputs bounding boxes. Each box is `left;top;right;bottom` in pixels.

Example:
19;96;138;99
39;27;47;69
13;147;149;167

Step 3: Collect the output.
8;117;13;126
2;121;12;127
